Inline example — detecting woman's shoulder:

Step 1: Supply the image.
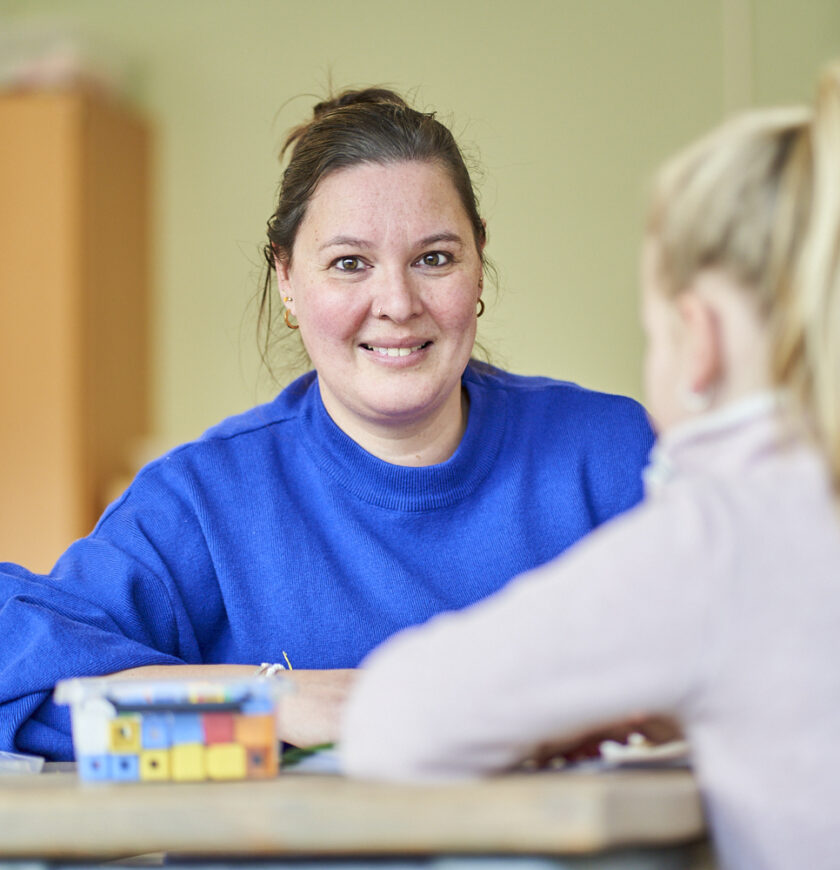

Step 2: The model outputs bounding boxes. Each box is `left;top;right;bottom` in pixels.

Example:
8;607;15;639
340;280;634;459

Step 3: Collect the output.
196;371;317;445
107;373;319;503
465;361;652;435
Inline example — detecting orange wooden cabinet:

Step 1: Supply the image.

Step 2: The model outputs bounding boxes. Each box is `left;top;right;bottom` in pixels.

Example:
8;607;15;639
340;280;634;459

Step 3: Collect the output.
0;90;151;572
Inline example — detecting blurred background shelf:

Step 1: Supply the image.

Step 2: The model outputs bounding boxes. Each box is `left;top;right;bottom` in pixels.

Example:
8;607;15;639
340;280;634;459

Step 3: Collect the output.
0;89;151;572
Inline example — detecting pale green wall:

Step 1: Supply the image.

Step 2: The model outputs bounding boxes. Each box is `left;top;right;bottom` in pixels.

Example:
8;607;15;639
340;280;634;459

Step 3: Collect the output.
753;0;840;104
2;0;838;451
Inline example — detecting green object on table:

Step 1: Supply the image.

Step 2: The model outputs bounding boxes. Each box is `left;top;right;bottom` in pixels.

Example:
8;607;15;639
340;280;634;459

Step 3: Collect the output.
282;742;336;767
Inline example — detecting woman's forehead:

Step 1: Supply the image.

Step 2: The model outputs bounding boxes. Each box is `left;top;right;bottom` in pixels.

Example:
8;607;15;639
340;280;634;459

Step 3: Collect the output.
300;161;470;241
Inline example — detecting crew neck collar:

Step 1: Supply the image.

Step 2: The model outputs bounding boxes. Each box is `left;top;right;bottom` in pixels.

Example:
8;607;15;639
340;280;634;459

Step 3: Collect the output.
297;367;508;511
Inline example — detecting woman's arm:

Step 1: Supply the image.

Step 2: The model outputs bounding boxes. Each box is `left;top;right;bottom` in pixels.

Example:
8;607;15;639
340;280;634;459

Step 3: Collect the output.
0;458;225;758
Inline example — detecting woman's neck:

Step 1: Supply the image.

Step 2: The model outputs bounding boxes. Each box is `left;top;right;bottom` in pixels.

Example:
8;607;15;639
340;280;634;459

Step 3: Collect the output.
319;386;469;467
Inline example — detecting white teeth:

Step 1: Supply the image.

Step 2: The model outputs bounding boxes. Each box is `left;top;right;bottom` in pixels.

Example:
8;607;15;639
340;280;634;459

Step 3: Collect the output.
368;344;424;357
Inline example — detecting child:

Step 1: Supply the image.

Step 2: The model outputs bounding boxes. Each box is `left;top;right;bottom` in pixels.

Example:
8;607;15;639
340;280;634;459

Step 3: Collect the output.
341;63;840;870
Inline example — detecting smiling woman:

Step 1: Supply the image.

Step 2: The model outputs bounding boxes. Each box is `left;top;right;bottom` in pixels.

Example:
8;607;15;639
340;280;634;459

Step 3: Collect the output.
276;161;482;465
264;88;489;465
0;88;654;760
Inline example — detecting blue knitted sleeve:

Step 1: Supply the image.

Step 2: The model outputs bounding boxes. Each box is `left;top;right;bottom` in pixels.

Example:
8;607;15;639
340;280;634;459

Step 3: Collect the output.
0;458;215;760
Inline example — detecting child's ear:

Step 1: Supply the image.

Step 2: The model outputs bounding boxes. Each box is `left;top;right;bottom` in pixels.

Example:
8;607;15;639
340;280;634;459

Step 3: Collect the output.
676;291;723;394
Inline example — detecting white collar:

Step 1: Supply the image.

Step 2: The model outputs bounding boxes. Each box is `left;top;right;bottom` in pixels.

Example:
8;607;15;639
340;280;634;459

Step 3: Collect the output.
644;391;788;494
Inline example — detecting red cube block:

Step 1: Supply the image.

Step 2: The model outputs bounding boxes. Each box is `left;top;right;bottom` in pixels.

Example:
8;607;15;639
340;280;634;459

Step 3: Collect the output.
202;712;235;744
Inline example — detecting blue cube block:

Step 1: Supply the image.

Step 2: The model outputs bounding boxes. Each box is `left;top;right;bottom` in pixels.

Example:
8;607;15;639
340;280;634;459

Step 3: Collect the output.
111;753;140;781
171;713;204;745
141;714;172;749
241;695;274;714
79;754;112;781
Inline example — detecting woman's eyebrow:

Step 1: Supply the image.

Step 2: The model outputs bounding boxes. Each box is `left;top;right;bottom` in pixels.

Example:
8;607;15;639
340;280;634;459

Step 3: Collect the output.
319;232;465;252
418;232;464;247
319;235;372;251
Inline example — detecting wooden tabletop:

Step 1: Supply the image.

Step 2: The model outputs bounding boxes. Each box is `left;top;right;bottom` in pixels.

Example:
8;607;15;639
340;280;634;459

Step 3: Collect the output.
0;767;705;860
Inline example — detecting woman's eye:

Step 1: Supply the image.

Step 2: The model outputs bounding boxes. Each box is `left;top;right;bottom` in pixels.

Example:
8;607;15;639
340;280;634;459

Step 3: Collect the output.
418;251;451;267
335;256;364;272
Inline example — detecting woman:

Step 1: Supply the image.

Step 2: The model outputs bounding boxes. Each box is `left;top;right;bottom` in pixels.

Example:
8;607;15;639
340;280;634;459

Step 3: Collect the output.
0;89;653;760
342;68;840;870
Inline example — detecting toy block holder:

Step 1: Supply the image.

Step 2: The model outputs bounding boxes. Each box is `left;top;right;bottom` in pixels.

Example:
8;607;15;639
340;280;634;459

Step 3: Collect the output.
55;675;288;783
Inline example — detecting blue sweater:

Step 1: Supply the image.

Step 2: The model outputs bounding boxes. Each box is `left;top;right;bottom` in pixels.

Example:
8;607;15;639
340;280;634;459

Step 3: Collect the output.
0;363;653;759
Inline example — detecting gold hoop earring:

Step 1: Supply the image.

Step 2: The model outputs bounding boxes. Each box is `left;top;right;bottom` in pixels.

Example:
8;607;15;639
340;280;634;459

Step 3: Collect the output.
284;308;299;330
476;298;485;318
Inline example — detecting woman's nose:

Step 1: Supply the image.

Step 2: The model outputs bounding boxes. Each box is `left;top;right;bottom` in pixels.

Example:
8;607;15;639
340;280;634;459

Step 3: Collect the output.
373;268;423;322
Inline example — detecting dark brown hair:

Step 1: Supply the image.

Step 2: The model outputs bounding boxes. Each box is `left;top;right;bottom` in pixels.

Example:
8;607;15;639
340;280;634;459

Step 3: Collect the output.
258;87;487;371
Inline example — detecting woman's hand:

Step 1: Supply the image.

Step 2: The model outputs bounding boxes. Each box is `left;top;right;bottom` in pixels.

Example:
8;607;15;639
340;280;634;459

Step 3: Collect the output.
110;663;358;749
278;669;358;747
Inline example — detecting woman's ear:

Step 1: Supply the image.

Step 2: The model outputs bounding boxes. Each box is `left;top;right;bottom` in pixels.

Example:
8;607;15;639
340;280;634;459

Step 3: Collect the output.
274;255;295;315
676;291;723;395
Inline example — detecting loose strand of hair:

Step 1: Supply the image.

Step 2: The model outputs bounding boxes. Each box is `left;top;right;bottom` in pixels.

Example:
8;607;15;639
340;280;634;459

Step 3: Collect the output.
789;62;840;495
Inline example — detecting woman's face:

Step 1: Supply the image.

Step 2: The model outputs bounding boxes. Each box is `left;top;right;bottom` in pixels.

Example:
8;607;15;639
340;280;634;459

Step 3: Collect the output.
276;160;483;438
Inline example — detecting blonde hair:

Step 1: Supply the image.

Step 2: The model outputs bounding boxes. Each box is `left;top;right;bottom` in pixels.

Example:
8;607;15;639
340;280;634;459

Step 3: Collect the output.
648;61;840;495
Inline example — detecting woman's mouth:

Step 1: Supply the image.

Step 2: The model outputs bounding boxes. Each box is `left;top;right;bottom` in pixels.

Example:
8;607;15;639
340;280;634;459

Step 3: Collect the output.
360;341;432;357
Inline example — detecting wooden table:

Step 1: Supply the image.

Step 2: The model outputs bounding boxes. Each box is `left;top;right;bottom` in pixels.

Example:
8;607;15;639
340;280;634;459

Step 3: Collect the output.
0;766;711;867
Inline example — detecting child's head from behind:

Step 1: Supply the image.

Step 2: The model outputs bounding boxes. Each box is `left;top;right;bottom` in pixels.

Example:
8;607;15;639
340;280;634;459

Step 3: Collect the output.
641;61;840;493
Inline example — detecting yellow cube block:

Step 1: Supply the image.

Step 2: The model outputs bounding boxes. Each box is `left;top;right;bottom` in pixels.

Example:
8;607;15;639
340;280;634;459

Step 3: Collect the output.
139;749;171;781
205;743;247;780
171;743;206;782
109;717;141;753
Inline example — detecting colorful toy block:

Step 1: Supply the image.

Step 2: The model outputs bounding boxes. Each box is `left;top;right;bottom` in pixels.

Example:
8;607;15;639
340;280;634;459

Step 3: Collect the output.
141;714;172;749
56;676;287;783
78;754;112;780
202;712;235;744
139;749;171;781
111;754;140;781
234;713;275;747
171;743;206;782
109;717;141;753
171;712;204;745
245;745;277;778
241;696;274;714
206;743;247;780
